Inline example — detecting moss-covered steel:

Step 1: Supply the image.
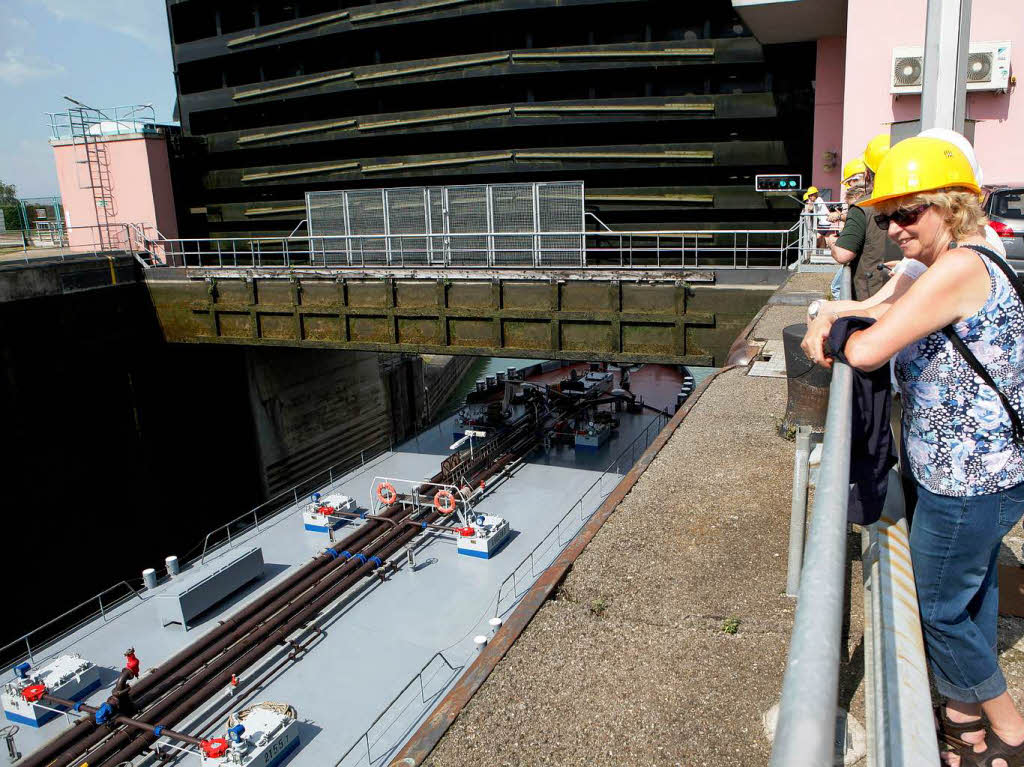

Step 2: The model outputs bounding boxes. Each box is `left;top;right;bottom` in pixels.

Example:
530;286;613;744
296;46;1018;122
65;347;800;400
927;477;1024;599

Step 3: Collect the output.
144;267;775;364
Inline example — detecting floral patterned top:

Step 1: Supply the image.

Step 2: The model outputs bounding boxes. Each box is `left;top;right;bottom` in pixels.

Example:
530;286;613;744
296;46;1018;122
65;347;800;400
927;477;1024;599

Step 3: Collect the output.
895;248;1024;496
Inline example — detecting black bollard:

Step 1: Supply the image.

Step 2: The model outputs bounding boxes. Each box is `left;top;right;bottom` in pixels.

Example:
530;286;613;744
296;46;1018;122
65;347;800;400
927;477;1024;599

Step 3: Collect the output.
780;323;832;436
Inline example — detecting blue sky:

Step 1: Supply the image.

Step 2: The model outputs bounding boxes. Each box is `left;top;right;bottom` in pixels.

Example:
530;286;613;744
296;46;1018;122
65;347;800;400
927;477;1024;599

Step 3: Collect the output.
0;1;176;198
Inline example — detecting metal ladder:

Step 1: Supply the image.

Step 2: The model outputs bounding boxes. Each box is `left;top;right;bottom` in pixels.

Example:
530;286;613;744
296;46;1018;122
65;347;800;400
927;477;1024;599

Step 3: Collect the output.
68;106;116;251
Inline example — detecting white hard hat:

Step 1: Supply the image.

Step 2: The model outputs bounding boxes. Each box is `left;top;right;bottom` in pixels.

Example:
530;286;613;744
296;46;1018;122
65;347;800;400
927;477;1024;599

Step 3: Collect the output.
916;127;984;187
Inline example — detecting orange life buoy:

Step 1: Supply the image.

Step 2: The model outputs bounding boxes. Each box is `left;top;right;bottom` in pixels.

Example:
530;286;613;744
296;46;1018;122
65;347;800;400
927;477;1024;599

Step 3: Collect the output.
377;482;397;505
433;489;457;514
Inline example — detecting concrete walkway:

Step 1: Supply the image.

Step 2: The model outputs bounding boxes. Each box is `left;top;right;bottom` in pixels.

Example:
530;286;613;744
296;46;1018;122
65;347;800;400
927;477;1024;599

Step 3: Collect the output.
420;272;851;766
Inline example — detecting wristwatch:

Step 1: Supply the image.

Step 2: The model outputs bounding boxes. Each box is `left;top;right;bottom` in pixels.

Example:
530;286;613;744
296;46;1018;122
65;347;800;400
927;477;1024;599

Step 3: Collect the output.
807;300;823;320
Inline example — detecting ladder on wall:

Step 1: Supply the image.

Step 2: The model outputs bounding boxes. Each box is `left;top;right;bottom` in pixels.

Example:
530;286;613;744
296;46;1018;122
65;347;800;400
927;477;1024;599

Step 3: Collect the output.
67;106;116;251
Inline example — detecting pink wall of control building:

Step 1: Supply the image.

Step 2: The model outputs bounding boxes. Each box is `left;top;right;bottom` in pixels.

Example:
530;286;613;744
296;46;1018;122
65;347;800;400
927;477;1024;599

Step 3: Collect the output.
52;131;179;254
836;0;1022;187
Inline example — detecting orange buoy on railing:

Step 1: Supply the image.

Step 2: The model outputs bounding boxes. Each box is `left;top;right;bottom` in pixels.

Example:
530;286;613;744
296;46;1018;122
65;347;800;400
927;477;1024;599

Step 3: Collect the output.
433;489;457;514
376;482;398;505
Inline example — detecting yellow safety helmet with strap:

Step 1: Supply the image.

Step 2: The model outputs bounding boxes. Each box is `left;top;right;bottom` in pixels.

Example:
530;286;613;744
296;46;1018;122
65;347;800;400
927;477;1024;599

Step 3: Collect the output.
860;136;981;207
802;186;820;201
863;133;891;172
841;156;866;185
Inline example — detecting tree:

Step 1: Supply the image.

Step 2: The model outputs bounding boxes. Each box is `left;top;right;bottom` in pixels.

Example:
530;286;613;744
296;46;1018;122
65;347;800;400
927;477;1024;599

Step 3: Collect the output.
0;180;16;205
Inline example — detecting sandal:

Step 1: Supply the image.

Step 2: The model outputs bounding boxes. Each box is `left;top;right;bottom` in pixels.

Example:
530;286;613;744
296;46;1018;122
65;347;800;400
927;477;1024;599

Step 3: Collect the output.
936;705;988;752
960;726;1024;766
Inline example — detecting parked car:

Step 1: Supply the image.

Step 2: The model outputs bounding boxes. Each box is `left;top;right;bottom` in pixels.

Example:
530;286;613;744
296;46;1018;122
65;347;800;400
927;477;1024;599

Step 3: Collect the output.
984;186;1024;266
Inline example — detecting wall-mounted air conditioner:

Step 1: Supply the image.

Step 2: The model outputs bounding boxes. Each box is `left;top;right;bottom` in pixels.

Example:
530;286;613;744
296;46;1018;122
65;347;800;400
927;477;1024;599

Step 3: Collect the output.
891;41;1012;95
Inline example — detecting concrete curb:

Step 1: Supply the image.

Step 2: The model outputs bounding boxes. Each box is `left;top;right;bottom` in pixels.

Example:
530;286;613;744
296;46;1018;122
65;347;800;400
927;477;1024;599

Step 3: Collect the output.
389;362;737;766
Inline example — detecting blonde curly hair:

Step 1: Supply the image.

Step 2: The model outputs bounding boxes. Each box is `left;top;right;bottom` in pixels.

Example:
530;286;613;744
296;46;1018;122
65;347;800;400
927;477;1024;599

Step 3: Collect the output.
875;187;987;241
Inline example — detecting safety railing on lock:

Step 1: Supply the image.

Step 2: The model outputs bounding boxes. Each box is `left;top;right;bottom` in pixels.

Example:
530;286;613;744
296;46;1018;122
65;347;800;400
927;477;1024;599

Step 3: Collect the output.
493;410;669;615
148;228;799;271
332;650;462;767
795;199;848;266
0;438;392;672
0;223;135;264
771;267;936;767
195;438;392;565
0;581;144;670
332;410;671;766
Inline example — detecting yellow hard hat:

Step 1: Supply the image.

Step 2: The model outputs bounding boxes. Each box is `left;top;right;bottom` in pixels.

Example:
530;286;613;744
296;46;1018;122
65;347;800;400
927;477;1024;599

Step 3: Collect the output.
863;133;891;172
860;136;981;207
802;186;819;200
842;156;867;185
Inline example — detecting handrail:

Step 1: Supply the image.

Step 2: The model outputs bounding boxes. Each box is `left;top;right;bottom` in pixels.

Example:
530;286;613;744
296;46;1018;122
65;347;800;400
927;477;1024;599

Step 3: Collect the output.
332;409;670;765
771;266;936;765
0;440;391;670
333;651;461;766
0;581;144;668
149;227;799;271
771;267;853;766
197;440;391;564
494;411;668;614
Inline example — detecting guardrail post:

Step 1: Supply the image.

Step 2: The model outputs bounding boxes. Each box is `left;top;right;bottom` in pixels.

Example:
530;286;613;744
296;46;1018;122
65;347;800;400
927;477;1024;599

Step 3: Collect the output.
785;426;812;597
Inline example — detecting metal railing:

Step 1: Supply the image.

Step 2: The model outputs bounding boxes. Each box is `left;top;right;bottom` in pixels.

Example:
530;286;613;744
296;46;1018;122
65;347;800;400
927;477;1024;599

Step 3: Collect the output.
148;228;799;270
196;440;392;564
0;223;134;264
46;103;157;141
333;651;462;766
0;581;144;669
494;411;669;615
332;410;671;766
0;439;391;671
772;267;935;766
795;199;847;265
771;267;854;765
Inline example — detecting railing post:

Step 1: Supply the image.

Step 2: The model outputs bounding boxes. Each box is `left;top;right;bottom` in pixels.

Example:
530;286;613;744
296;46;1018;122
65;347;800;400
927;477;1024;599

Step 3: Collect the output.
785;426;812;597
771;267;852;767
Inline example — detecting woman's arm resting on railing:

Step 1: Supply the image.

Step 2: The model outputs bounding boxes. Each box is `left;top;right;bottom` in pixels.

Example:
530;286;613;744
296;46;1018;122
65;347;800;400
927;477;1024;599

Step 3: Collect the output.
843;249;989;372
802;270;920;367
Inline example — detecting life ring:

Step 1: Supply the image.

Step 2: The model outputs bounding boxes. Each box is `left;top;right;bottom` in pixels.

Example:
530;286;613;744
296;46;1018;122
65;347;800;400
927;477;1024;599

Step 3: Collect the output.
433;489;457;514
21;683;46;702
376;482;398;505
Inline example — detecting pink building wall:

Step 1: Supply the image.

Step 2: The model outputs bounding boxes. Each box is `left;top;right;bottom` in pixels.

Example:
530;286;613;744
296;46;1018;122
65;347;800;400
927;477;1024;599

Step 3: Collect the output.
52;132;179;253
812;36;847;199
840;0;1023;185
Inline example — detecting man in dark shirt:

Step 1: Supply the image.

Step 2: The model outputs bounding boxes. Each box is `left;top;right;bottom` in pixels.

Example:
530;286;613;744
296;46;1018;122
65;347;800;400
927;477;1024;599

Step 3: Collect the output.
827;135;903;300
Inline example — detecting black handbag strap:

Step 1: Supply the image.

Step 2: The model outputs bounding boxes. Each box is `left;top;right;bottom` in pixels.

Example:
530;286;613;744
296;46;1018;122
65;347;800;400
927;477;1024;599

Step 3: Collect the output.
941;243;1024;444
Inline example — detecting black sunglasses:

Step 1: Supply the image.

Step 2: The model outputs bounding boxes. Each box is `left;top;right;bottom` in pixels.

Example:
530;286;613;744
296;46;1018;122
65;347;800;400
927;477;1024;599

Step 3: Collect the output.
874;204;931;229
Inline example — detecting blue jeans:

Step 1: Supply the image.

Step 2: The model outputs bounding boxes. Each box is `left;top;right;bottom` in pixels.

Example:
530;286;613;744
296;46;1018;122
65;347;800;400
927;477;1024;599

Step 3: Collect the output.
910;480;1024;702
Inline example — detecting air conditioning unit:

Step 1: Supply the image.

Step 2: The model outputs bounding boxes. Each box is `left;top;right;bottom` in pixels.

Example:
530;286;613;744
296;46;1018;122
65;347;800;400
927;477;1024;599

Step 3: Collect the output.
891;41;1012;95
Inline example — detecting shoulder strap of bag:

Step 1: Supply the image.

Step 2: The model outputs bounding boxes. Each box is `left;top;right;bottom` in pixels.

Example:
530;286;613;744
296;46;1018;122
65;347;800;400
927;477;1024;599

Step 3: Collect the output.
942;243;1024;444
960;243;1024;307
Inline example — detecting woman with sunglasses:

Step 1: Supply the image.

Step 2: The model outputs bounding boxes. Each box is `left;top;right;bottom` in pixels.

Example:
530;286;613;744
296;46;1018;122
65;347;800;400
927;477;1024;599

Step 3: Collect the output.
804;136;1024;767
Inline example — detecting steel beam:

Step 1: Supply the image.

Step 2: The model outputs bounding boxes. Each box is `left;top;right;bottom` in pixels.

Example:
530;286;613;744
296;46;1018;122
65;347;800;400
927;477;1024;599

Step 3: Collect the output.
920;0;972;132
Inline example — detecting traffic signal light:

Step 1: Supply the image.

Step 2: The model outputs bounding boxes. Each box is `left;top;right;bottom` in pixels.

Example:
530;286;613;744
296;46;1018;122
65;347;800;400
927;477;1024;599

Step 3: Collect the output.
755;174;803;192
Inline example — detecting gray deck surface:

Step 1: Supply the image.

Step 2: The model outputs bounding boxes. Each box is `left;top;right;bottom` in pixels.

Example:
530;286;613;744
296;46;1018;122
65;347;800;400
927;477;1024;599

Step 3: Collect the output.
421;274;838;767
7;395;667;766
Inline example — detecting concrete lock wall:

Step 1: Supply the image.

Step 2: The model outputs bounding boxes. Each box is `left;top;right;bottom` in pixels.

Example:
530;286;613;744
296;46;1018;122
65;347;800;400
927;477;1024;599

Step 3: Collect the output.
837;0;1024;184
244;348;427;497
